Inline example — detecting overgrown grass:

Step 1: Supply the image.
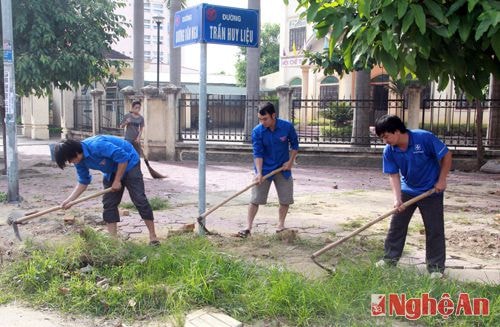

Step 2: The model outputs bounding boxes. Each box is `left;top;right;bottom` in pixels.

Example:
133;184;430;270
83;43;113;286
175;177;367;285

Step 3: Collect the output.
120;196;170;211
0;228;497;326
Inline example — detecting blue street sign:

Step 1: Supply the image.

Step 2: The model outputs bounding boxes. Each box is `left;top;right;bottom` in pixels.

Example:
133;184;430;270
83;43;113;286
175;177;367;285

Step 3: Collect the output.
174;3;259;48
173;5;203;47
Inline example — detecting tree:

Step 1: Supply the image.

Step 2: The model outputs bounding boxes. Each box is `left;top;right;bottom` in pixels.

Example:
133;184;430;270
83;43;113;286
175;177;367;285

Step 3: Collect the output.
2;0;128;97
236;23;280;86
292;0;499;99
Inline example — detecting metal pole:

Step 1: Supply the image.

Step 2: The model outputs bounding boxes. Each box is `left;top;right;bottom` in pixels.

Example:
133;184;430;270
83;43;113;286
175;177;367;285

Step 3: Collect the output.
1;0;20;202
198;42;207;235
156;21;161;88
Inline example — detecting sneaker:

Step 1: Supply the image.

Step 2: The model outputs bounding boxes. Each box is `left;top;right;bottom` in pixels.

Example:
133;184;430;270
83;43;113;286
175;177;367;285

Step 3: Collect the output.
375;259;387;268
430;272;443;279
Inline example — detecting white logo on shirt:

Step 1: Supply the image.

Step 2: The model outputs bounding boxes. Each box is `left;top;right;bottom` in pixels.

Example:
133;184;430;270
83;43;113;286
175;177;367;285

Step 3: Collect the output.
414;144;424;154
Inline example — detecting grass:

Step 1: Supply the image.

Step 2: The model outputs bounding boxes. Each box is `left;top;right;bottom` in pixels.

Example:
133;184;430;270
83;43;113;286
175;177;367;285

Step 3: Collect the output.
0;228;497;326
120;196;170;211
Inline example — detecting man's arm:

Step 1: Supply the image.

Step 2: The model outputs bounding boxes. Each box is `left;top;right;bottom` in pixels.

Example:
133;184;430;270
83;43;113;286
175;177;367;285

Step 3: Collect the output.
61;183;88;209
435;151;452;192
389;173;403;210
111;162;128;191
254;157;264;184
282;149;298;171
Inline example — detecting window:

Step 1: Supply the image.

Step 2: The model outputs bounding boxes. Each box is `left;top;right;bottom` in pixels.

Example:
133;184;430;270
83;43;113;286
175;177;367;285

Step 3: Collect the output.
144;19;151;30
144;35;151;45
320;76;339;100
290;77;302;99
288;19;306;53
144;51;151;60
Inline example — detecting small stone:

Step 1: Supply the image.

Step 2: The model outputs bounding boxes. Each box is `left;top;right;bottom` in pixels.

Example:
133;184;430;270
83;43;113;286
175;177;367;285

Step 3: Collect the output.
120;209;130;216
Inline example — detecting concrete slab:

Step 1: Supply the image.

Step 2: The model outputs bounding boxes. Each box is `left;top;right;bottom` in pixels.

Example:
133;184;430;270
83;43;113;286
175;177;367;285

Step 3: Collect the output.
185;309;242;327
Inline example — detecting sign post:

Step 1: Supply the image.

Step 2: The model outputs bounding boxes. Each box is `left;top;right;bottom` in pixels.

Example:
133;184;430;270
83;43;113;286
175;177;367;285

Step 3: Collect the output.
174;3;259;235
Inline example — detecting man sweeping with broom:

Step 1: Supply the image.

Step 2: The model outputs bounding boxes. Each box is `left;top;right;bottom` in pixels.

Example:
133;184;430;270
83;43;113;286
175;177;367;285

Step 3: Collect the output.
120;100;165;179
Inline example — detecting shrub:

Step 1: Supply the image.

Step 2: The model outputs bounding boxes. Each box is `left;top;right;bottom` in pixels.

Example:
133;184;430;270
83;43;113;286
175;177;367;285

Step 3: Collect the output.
322;102;353;126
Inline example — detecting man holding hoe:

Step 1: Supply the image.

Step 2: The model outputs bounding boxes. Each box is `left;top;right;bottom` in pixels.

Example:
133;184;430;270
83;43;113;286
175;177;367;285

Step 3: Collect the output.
54;135;160;245
375;115;452;278
236;102;299;238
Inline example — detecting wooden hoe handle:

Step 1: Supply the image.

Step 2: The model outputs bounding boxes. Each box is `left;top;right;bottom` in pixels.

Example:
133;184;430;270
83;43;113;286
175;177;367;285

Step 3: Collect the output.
15;188;113;224
311;188;436;259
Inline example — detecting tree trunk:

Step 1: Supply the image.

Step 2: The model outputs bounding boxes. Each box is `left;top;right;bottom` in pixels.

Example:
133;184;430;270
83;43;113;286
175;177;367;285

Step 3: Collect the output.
475;100;485;169
351;69;371;146
243;0;260;141
169;0;182;87
487;75;500;147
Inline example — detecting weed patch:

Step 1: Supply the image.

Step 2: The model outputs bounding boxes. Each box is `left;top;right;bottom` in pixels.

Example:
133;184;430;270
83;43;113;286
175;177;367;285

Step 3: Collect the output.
120;197;170;211
0;228;497;326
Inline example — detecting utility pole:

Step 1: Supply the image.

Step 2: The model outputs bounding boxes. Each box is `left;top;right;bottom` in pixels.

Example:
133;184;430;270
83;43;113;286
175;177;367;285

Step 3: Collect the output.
1;0;20;202
133;0;144;91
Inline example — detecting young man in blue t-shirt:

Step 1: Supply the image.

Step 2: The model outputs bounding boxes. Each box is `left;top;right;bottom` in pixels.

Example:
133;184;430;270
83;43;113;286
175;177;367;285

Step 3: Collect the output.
236;102;299;238
54;135;159;245
375;115;452;277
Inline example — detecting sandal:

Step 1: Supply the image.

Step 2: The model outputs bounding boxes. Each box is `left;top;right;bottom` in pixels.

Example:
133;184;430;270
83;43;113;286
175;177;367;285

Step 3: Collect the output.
235;229;251;238
149;240;161;247
276;228;288;233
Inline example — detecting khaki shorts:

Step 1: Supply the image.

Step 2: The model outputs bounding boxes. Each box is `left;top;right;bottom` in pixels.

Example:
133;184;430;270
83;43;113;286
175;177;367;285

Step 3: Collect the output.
250;173;294;205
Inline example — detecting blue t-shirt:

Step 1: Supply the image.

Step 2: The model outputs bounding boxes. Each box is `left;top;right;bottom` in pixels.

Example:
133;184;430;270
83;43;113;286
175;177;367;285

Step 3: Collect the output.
382;129;449;196
75;135;140;185
252;118;299;179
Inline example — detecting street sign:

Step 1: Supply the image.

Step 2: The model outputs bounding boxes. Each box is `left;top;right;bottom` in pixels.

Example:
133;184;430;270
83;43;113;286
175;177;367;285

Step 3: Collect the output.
174;3;259;48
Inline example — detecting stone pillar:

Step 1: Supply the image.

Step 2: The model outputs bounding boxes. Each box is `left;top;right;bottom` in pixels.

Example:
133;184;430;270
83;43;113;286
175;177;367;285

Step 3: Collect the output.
120;86;140;114
162;83;182;161
276;85;293;122
90;89;104;135
57;89;75;139
20;97;32;137
141;85;164;160
407;85;422;129
27;95;50;140
300;65;310;99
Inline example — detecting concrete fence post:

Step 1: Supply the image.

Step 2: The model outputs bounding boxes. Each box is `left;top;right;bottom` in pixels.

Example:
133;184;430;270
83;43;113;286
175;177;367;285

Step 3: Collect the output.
162;83;182;161
276;85;293;121
90;89;104;135
407;85;422;129
141;85;163;159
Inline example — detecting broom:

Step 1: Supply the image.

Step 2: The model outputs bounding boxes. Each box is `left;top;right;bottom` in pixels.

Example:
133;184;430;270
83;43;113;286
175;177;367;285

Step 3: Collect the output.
135;141;166;179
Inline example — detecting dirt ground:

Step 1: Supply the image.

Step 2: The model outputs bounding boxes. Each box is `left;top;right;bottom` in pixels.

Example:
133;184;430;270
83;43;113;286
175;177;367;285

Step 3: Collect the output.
0;152;499;326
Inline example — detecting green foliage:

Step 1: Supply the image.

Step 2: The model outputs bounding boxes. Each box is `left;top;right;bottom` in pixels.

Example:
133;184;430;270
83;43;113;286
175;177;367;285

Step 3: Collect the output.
120;197;170;211
236;23;280;86
0;192;7;202
296;0;500;99
321;102;353;126
5;0;128;97
320;125;352;138
0;229;497;326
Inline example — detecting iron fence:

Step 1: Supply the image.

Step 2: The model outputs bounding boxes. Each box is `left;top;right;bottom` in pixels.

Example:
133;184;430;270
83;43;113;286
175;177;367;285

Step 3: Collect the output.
73;97;92;132
422;99;500;149
291;98;405;146
178;94;278;142
98;99;124;135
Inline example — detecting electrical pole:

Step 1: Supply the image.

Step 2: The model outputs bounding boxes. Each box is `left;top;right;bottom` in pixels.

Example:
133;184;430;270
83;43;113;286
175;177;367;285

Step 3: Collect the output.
1;0;20;202
133;0;144;91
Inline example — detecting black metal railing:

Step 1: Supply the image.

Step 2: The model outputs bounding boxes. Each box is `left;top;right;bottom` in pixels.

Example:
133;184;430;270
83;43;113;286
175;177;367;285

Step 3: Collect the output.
98;99;124;135
178;94;278;142
291;98;405;146
422;99;500;149
73;97;92;132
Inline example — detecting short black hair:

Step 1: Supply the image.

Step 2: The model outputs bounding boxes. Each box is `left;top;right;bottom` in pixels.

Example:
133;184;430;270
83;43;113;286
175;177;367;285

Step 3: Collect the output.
54;139;83;169
258;102;276;116
132;100;141;107
375;115;407;136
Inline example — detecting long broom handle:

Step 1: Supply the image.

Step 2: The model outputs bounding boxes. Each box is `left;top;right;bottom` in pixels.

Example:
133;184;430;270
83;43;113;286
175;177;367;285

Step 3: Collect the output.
198;167;284;220
311;188;436;259
15;188;113;224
